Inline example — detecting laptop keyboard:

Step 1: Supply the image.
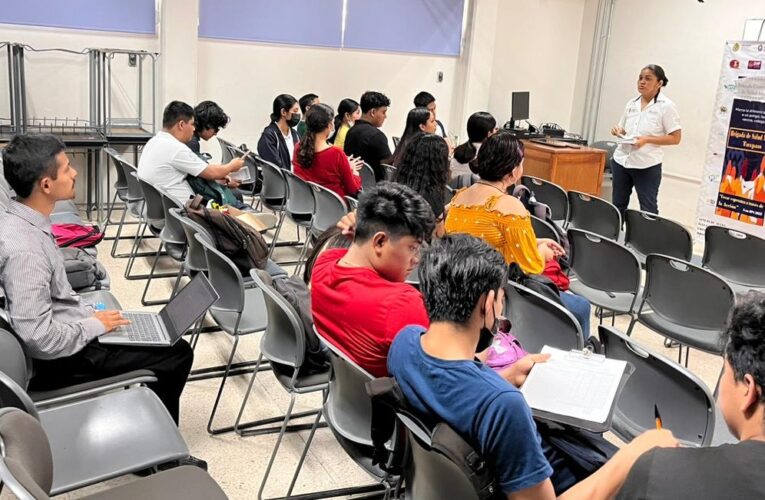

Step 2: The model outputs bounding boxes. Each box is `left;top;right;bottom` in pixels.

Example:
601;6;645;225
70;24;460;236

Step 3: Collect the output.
121;313;163;342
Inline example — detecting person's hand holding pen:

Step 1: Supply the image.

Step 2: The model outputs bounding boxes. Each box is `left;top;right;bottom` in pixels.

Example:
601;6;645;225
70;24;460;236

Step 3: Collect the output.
654;404;663;430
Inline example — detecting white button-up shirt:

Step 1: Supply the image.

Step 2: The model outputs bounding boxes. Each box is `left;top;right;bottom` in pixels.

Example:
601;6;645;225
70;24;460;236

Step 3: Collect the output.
613;93;681;169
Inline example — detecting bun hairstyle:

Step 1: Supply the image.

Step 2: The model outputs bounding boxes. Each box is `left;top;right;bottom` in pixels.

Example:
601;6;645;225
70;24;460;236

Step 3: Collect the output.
643;64;668;103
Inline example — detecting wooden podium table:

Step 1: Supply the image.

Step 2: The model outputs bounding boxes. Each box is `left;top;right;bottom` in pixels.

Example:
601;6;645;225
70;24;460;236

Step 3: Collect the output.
521;140;606;196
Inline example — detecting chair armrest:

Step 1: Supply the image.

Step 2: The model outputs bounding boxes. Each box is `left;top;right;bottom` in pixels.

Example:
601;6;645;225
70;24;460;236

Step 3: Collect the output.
30;369;157;408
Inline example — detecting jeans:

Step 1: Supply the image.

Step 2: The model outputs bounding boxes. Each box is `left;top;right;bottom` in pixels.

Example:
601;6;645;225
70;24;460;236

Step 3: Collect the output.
611;159;663;219
560;291;591;339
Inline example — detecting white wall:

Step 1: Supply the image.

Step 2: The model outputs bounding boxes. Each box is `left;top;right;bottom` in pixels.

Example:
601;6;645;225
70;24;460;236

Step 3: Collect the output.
488;0;587;131
196;39;459;154
593;0;765;179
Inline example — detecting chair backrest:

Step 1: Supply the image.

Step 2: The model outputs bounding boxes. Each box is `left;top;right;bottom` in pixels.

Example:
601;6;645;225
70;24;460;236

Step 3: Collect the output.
136;177;166;223
0;370;38;418
503;281;583;353
158;190;187;247
568;228;641;296
641;255;735;350
249;271;305;371
344;196;359;211
397;411;482;500
624;209;693;262
104;147;128;191
567;190;621;240
195;233;244;314
255;156;287;206
600;326;715;447
444;185;455;205
360;162;376;190
314;328;374;446
282;169;315;217
521;176;568;222
0;328;31;391
115;157;144;202
382;163;397;181
392;136;401;148
702;225;765;287
170;209;210;273
0;407;54;499
530;215;559;243
217;137;236;164
309;182;348;236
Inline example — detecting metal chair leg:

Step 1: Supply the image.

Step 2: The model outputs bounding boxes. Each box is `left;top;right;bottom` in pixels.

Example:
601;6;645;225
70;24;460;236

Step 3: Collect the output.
267;209;287;258
257;393;297;500
207;335;241;434
286;397;325;497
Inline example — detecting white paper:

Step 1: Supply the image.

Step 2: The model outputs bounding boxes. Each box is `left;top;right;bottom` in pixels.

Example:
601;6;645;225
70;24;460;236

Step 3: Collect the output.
616;135;636;145
520;346;627;425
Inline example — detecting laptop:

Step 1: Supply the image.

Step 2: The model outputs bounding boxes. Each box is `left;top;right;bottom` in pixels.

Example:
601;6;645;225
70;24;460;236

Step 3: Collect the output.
99;273;220;347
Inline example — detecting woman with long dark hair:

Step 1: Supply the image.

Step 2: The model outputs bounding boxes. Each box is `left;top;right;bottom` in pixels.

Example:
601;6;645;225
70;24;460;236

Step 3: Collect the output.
392;133;450;236
610;64;682;217
451;111;497;182
256;94;301;169
389;107;437;167
330;98;361;150
293;103;362;198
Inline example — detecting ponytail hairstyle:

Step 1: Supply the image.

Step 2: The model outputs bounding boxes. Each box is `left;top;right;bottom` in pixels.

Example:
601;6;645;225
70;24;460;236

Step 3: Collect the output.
453;112;497;164
297;103;335;168
331;98;359;142
643;64;668;103
390;107;433;166
270;94;298;122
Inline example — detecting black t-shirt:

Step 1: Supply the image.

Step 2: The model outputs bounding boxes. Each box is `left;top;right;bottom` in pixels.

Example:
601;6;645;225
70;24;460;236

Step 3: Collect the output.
343;119;391;182
617;440;765;500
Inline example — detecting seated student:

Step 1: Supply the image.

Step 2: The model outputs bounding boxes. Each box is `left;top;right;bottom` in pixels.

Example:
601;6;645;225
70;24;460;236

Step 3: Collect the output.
138;101;244;204
0;134;195;429
392;133;450;238
186;100;246;207
445;131;592;337
311;182;435;377
257;94;301;170
414;91;447;138
451;111;497;183
389;234;678;499
330;98;361;150
343;91;392;182
293;103;362;199
389;107;437;167
296;93;319;138
618;292;765;499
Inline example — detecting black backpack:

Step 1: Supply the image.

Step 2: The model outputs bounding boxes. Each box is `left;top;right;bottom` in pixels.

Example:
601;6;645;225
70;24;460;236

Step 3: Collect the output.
60;247;109;292
367;377;503;499
512;184;570;259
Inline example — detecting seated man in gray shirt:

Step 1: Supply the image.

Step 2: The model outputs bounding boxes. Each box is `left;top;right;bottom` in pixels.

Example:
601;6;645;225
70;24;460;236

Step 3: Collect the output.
138;100;245;204
618;292;765;499
0;134;194;430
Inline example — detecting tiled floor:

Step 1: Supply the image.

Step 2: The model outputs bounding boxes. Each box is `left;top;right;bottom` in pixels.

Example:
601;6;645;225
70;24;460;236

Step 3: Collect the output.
48;177;728;500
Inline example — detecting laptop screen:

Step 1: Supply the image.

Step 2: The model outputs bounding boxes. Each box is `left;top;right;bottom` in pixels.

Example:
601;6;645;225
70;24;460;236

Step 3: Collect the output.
159;273;220;340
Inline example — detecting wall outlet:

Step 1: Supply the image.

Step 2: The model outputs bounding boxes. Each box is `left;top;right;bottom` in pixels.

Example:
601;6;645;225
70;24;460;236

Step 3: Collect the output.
128;53;137;67
437;71;443;83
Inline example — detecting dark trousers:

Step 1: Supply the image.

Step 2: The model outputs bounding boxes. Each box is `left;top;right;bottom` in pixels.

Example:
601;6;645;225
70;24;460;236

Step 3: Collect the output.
30;340;193;424
611;159;662;218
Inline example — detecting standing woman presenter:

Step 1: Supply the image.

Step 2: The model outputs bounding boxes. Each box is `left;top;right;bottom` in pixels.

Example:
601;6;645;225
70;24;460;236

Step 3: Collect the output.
610;64;682;217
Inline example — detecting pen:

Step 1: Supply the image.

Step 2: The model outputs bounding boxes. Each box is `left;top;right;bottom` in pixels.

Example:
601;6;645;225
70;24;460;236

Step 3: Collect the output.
654;404;663;430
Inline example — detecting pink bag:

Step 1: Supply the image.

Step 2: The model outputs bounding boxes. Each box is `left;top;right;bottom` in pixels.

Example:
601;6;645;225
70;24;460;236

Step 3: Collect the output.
485;331;529;371
51;224;104;249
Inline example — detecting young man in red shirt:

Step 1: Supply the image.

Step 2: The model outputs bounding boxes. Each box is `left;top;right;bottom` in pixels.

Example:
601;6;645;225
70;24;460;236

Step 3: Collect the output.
310;182;435;377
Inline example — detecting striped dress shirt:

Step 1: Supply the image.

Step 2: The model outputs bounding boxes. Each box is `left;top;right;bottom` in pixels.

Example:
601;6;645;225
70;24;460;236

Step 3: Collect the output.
0;201;104;360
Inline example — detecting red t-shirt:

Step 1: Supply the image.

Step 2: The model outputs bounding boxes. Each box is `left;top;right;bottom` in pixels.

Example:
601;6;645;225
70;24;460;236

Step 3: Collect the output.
293;144;362;199
311;248;429;377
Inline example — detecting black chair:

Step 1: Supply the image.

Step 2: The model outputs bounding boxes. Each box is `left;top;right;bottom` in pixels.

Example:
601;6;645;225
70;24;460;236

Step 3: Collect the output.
567;190;621;241
503;281;584;353
628;254;735;367
521;176;568;223
600;325;716;447
590;141;617;171
567;228;641;322
360;162;376;190
382;163;397;181
530;215;560;243
624;209;693;266
702;225;765;292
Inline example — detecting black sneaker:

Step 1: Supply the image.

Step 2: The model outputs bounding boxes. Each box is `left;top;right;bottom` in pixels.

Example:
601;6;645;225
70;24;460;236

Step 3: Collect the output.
158;455;208;472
